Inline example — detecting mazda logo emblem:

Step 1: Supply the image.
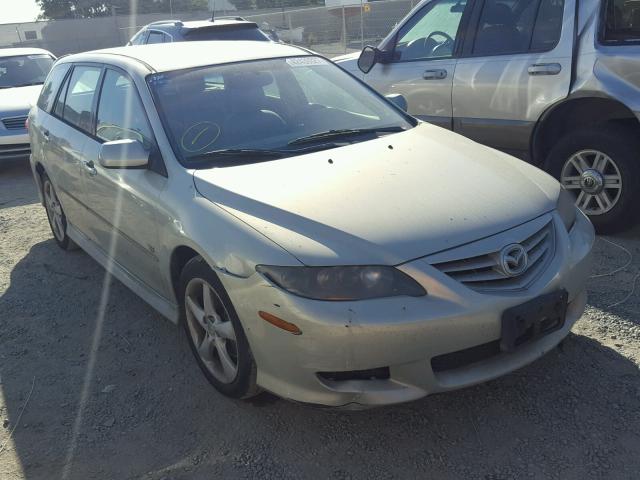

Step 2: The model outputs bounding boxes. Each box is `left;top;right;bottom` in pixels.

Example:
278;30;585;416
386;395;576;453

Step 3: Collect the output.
500;243;529;277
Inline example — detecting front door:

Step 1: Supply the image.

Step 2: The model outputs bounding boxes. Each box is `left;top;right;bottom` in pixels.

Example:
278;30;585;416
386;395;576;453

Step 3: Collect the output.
46;64;102;235
363;0;471;129
452;0;574;158
80;67;169;297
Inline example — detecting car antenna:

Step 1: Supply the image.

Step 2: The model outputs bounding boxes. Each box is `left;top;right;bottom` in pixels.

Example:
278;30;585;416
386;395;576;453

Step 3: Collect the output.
211;0;215;21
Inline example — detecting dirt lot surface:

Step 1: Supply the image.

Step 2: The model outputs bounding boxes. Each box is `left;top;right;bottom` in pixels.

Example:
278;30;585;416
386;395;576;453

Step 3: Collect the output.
1;159;639;480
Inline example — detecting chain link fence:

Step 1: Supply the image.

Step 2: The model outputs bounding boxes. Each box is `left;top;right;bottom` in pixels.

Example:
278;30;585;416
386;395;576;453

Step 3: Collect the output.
0;0;418;58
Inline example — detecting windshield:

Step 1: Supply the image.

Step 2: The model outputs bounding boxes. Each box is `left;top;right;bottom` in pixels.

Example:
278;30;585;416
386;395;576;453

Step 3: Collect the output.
0;54;54;89
147;56;414;168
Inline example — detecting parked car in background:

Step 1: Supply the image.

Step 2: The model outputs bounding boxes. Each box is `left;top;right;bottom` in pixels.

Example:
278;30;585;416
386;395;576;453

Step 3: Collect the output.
0;48;55;162
126;17;271;45
334;0;640;233
29;41;593;407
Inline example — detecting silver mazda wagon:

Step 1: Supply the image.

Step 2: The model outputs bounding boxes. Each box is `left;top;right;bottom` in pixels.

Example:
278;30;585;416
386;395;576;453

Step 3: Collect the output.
29;41;594;407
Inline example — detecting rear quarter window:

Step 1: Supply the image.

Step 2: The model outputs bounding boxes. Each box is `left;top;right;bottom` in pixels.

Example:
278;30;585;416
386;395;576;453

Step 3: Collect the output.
37;63;71;113
601;0;640;43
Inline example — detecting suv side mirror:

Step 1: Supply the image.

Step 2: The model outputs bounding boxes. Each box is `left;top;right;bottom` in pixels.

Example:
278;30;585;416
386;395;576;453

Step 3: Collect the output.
385;93;408;112
358;46;379;74
99;139;149;169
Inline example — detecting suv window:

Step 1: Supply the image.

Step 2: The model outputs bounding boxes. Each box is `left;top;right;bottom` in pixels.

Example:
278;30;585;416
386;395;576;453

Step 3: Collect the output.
130;30;147;45
394;0;467;61
473;0;564;55
96;69;154;148
59;66;102;133
147;31;168;44
602;0;640;43
37;63;71;113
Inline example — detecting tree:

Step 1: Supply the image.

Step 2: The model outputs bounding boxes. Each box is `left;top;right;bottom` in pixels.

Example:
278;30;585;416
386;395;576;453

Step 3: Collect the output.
37;0;209;19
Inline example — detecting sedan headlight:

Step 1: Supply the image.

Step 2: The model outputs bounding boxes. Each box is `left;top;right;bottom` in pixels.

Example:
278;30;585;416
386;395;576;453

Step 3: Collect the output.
256;265;426;301
557;186;577;231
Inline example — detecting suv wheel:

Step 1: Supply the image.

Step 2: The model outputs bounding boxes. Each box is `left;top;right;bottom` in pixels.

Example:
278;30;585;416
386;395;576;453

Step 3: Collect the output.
179;256;260;399
546;127;640;233
42;173;78;250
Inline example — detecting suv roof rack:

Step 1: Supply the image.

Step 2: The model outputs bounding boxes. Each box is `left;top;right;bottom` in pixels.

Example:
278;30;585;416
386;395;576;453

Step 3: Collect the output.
149;20;184;27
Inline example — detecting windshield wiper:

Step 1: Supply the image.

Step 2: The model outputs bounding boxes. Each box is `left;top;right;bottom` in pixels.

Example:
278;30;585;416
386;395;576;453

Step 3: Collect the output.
288;126;406;146
188;143;345;166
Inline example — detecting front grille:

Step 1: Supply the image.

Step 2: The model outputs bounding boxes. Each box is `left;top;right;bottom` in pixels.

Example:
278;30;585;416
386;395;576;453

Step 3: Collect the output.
2;116;28;130
431;220;555;293
0;143;30;158
431;340;501;372
317;367;390;382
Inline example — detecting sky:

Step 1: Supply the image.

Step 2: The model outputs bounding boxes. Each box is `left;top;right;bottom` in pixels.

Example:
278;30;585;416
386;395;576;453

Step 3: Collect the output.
0;0;42;24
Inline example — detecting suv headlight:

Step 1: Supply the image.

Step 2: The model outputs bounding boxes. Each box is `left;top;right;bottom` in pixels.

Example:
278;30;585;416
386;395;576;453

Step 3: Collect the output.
256;265;426;301
557;186;577;231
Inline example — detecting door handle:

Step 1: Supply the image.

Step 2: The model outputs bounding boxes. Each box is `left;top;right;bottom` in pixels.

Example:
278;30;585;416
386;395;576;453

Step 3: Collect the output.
528;63;562;76
423;69;448;80
82;160;97;177
42;129;50;142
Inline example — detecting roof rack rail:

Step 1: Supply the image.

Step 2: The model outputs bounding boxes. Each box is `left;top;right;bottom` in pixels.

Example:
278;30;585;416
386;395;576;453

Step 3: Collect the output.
149;20;183;26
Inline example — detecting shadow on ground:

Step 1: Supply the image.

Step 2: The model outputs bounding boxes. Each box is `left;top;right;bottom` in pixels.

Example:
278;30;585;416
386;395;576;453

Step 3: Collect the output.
1;237;639;480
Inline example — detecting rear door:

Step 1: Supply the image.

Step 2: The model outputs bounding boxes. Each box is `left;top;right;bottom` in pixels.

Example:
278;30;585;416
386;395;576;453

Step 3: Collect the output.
452;0;574;158
362;0;472;129
80;67;168;296
45;64;103;235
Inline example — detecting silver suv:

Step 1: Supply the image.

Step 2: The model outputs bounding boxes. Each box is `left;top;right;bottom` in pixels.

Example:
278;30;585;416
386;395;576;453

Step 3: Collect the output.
335;0;640;233
127;18;271;45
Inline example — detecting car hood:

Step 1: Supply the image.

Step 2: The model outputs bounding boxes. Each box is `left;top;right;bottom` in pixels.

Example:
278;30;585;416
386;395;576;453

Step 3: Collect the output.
0;85;41;116
193;123;560;266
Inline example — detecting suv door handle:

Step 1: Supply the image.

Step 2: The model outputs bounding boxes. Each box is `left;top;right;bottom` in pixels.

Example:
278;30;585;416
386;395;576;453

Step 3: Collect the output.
423;69;448;80
82;160;97;177
528;63;562;76
42;129;50;142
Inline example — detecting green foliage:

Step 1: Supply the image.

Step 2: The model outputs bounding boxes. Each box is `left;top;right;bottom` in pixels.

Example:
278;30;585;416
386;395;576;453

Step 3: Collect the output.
37;0;210;19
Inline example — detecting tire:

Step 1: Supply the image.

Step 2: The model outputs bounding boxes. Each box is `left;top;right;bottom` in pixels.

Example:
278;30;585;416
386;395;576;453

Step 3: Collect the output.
545;126;640;233
41;172;78;251
179;256;260;399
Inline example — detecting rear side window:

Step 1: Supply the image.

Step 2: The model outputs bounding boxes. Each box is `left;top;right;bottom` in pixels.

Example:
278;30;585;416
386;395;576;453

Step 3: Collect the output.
473;0;564;55
37;63;70;113
59;66;102;134
147;31;168;44
96;69;154;148
602;0;640;43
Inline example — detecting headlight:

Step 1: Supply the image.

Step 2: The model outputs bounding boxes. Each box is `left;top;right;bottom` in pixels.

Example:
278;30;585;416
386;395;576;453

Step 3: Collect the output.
557;186;577;231
256;265;426;301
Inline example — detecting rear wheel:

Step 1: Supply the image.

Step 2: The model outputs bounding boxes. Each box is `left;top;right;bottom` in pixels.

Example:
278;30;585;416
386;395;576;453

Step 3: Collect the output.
179;257;260;399
41;173;77;250
546;127;640;233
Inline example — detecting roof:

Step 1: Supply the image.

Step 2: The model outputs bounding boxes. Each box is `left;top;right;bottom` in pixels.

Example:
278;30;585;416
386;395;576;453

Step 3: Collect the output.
65;41;311;73
0;48;54;58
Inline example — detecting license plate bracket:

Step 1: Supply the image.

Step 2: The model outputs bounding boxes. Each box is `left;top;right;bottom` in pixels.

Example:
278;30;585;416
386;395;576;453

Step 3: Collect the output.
500;290;568;353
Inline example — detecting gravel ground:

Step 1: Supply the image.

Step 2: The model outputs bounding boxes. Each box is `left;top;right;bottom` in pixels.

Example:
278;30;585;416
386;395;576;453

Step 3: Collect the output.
1;158;639;480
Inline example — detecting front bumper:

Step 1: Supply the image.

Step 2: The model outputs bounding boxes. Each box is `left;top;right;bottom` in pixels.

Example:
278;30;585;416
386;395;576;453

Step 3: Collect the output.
0;130;30;161
224;211;594;407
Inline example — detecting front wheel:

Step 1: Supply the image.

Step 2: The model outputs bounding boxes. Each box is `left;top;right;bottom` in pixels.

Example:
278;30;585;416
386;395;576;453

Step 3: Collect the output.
546;127;640;233
179;257;260;399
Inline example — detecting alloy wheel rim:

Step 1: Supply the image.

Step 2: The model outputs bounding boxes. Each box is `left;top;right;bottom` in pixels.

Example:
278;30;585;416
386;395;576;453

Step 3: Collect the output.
560;149;622;216
184;278;239;384
44;181;65;241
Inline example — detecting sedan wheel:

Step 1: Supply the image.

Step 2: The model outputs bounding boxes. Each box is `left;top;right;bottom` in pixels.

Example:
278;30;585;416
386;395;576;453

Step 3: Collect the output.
184;278;239;384
41;173;77;250
560;149;622;216
179;256;259;399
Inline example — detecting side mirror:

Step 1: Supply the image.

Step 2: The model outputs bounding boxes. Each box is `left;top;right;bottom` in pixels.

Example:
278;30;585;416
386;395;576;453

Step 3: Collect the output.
99;139;149;169
385;93;408;112
358;46;379;74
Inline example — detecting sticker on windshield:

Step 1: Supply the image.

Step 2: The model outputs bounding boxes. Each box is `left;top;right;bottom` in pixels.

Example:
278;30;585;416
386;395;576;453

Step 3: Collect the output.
181;122;221;153
286;57;326;67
